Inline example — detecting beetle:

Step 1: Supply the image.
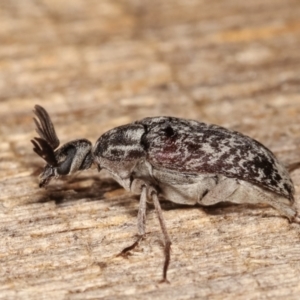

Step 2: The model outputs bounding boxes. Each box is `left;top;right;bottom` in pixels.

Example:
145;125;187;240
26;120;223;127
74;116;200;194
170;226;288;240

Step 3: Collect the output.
31;105;300;282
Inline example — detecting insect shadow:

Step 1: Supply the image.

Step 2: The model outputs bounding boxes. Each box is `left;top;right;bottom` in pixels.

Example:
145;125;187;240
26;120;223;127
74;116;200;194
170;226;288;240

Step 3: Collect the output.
34;175;121;205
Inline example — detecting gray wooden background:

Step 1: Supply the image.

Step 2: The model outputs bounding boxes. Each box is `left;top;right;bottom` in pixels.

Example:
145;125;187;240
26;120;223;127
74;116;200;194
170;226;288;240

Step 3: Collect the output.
1;0;300;299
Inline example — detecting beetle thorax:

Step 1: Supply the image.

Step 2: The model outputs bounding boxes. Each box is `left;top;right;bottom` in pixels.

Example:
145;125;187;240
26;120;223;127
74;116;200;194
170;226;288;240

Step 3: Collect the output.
93;123;147;177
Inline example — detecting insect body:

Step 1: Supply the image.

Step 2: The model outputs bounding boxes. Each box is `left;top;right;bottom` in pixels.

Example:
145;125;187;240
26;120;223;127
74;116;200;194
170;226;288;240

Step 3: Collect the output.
31;105;299;282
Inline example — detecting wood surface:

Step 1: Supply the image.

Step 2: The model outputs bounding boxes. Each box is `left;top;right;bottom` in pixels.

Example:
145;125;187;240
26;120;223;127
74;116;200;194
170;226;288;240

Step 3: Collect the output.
1;0;300;299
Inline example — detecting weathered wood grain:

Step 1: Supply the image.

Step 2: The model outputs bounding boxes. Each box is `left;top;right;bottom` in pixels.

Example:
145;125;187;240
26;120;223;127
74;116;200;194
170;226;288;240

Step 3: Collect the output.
1;0;300;299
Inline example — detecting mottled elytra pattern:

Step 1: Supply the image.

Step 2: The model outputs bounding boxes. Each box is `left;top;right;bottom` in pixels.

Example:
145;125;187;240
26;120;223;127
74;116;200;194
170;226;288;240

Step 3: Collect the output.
137;117;294;201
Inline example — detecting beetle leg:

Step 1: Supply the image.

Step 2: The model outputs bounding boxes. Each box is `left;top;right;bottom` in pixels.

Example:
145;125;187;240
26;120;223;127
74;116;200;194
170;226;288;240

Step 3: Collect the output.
149;186;172;283
137;185;147;236
118;185;147;257
198;177;238;206
118;183;172;282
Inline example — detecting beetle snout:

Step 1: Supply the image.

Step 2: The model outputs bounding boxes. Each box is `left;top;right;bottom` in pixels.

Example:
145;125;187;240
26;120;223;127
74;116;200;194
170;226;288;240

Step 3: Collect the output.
39;165;55;187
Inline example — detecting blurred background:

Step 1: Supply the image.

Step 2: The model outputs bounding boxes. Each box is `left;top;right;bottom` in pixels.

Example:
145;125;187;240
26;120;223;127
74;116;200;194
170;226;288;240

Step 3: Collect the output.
1;1;300;298
1;1;300;140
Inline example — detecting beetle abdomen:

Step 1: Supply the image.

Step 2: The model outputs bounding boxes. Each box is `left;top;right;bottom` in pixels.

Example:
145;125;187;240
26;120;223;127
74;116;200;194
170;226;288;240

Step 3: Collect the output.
137;117;294;201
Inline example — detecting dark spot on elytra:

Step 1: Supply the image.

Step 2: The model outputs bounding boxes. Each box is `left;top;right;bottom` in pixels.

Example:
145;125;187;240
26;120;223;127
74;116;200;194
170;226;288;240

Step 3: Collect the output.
270;178;278;186
252;156;274;177
164;125;175;138
188;143;200;152
274;173;282;181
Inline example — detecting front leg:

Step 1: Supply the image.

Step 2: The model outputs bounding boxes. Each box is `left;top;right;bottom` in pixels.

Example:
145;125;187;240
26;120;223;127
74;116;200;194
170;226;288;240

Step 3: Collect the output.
118;183;147;256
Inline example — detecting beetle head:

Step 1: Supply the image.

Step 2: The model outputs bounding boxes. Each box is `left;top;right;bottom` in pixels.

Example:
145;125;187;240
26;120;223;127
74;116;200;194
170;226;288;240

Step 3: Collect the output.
31;105;93;187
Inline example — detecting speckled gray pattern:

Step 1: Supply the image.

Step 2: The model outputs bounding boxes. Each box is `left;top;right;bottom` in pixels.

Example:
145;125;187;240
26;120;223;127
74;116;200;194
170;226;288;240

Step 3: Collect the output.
137;117;294;201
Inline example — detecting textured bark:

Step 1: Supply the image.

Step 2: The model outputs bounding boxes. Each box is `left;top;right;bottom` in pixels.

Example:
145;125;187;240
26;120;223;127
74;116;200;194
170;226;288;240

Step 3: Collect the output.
1;0;300;299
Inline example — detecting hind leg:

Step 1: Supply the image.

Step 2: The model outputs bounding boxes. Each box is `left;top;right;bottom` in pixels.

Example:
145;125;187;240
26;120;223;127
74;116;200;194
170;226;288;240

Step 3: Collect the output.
198;176;239;206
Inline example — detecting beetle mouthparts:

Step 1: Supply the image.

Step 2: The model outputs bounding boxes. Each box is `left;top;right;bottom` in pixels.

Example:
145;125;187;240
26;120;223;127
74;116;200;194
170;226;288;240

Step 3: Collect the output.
39;165;55;187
